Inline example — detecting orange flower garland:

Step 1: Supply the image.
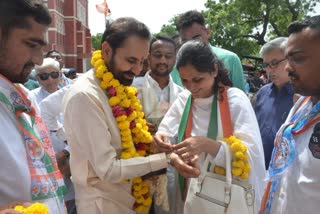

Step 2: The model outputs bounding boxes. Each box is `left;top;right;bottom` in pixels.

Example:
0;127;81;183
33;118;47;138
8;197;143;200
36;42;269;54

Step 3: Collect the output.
214;135;251;180
91;50;153;212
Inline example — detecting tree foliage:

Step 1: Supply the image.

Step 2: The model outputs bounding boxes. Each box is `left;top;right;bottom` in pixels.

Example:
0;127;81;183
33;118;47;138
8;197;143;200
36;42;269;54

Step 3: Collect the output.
158;0;317;57
91;33;103;50
203;0;317;57
157;16;180;37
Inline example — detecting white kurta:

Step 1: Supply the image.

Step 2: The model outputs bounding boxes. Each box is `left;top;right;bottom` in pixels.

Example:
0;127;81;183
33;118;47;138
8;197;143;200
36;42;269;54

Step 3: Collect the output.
62;70;170;214
269;97;320;214
158;88;266;209
133;72;184;214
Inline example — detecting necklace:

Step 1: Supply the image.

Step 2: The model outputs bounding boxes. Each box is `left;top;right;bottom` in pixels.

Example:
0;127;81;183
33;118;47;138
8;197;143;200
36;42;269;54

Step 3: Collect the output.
91;50;153;212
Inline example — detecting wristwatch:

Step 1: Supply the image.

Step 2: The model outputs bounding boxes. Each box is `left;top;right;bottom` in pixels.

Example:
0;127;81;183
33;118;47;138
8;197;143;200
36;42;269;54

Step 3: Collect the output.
62;149;70;158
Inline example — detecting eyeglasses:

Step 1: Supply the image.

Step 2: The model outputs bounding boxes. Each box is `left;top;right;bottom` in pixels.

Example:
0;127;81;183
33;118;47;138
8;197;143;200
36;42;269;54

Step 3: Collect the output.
262;58;287;69
38;71;60;81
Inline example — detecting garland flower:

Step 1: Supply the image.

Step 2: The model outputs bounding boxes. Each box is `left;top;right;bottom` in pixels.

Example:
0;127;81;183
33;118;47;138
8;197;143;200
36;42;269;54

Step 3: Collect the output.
214;135;251;180
91;50;153;212
14;202;48;214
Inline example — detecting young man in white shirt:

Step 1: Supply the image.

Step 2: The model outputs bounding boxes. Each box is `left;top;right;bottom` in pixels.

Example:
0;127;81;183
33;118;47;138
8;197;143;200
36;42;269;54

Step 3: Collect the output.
0;1;66;213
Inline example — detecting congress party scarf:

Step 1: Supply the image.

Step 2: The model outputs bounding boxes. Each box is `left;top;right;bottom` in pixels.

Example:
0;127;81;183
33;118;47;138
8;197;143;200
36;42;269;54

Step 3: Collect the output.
177;85;232;199
0;74;66;208
260;96;320;214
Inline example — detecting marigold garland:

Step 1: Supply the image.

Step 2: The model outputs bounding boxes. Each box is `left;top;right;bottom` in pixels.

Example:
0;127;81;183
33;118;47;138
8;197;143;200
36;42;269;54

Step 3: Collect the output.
214;135;251;180
14;202;48;214
91;50;153;212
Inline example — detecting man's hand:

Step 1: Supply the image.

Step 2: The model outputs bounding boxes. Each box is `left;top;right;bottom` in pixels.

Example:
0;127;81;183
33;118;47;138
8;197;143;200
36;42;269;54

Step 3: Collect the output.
153;134;174;153
0;201;32;213
147;122;157;135
55;151;71;178
0;209;22;214
170;153;200;178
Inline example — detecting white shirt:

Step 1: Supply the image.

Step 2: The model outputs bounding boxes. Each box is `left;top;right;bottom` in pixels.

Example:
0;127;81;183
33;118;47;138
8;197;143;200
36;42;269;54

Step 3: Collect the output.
29;87;51;107
0;85;65;213
133;71;183;120
40;86;69;143
269;97;320;214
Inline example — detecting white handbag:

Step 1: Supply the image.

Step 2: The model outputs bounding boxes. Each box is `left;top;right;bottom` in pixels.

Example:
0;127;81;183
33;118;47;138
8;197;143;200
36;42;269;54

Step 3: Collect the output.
184;141;257;214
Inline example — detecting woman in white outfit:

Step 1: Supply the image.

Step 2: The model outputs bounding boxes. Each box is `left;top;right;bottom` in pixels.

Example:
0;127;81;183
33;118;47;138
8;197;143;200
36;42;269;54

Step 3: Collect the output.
154;41;266;213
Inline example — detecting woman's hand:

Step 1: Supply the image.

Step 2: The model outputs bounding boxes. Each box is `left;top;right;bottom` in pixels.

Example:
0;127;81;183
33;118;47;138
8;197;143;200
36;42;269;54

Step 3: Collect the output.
174;136;220;161
153;133;174;153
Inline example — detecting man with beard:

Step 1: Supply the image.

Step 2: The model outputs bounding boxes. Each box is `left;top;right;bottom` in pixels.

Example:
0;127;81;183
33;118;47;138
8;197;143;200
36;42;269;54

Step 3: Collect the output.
132;35;184;214
254;37;294;169
0;1;66;213
260;15;320;214
62;18;200;214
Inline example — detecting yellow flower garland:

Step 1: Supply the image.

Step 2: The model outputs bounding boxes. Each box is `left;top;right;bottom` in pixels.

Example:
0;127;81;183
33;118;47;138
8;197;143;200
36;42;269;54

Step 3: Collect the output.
14;202;48;214
91;50;153;212
214;135;251;180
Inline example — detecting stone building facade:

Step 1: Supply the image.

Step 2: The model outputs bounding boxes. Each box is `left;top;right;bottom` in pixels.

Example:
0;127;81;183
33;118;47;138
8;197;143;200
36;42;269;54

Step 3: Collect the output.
43;0;92;73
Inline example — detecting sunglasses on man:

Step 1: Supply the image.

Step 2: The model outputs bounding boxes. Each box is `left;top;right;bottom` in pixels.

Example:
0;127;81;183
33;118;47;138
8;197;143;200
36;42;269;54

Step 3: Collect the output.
38;71;60;81
50;55;62;61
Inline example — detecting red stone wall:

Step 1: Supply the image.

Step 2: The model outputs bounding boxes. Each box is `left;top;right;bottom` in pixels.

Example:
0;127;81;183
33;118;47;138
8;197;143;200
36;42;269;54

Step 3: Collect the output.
45;0;91;73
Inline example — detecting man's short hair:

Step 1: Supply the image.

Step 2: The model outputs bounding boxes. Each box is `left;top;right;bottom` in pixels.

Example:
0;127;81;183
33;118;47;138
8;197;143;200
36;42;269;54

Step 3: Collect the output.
176;10;205;32
0;0;51;39
260;37;288;57
100;17;151;50
149;35;176;53
288;15;320;36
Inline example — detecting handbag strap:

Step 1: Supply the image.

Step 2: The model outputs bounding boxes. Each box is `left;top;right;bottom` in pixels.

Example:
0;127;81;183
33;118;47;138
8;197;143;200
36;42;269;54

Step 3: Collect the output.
199;86;233;184
219;86;233;137
199;141;232;186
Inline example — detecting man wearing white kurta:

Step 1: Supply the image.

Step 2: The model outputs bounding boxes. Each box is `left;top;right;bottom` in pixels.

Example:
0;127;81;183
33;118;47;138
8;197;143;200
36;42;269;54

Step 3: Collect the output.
62;18;200;214
157;88;267;210
132;35;184;214
0;1;65;212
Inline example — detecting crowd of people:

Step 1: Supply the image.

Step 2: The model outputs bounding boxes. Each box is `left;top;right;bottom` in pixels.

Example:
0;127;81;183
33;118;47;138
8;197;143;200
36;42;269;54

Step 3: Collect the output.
1;1;320;214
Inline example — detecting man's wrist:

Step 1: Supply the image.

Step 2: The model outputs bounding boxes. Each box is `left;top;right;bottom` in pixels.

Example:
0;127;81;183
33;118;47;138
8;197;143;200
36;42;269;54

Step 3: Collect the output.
166;153;173;165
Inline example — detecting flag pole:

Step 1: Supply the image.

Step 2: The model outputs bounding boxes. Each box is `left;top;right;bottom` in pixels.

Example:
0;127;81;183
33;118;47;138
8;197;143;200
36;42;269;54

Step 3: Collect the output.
104;0;107;27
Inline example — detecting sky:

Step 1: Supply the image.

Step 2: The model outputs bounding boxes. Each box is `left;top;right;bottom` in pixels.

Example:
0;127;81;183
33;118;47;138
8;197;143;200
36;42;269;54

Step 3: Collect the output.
88;0;207;35
88;0;320;36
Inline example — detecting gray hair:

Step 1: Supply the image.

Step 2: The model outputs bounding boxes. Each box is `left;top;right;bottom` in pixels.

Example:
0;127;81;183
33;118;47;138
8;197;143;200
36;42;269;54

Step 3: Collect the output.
34;58;60;73
259;37;288;57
